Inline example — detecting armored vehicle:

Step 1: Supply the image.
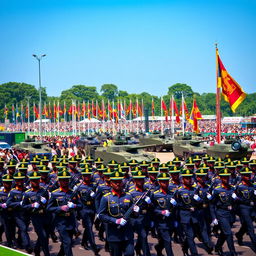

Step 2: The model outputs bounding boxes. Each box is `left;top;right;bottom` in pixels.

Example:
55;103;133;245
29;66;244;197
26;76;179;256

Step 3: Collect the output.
172;135;208;159
139;134;174;152
12;139;52;159
92;144;155;164
206;140;253;160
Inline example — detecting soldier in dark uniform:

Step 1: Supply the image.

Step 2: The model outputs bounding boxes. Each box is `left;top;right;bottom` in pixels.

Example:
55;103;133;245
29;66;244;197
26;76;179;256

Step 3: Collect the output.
129;169;152;256
0;174;15;248
98;169;137;256
0;157;6;186
234;167;256;252
194;168;214;253
47;169;82;256
68;157;82;188
6;171;33;253
174;169;202;256
249;159;256;182
152;172;176;256
76;168;100;255
210;168;238;256
22;171;50;256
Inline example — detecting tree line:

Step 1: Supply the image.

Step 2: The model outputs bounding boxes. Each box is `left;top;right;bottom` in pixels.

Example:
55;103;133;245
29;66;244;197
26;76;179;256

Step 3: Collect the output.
0;82;255;122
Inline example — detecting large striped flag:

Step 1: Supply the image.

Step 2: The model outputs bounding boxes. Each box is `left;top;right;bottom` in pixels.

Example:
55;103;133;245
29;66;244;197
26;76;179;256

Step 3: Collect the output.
216;48;246;112
189;98;202;133
161;99;168;121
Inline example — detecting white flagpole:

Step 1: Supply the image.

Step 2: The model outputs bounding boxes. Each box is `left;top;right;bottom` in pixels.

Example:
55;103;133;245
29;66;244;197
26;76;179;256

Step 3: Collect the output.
136;98;139;134
182;93;185;136
171;95;174;137
161;97;163;134
57;101;60;135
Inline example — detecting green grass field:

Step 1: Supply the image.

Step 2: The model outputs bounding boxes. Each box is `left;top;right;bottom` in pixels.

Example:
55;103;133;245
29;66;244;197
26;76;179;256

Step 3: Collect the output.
0;246;30;256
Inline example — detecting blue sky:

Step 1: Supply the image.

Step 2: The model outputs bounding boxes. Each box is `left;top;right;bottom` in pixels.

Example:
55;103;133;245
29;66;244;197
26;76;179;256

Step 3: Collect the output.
0;0;255;97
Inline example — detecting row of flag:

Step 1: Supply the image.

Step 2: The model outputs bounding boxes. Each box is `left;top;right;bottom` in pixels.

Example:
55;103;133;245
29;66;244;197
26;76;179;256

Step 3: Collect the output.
4;97;202;132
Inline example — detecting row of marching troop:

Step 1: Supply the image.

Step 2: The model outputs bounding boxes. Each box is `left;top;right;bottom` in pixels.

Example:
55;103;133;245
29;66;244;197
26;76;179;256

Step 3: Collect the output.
0;153;256;256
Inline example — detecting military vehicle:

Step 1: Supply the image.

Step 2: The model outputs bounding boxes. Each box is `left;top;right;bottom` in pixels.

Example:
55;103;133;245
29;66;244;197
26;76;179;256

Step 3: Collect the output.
139;134;174;152
12;139;52;159
76;135;102;155
206;139;253;160
112;134;139;145
172;134;209;159
91;144;155;164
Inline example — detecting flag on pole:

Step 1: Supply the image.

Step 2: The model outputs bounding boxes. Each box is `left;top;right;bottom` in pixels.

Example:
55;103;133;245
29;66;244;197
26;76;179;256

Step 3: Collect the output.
181;100;190;120
12;104;15;123
161;99;168;121
216;49;246;112
189;98;202;133
172;98;180;123
151;98;155;119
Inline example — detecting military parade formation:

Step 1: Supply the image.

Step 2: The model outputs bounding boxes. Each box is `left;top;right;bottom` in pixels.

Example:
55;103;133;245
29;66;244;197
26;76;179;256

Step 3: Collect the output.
0;152;256;256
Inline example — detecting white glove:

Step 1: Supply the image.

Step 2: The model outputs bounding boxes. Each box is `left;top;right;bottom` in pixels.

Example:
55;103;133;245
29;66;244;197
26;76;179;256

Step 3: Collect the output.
90;191;95;198
0;203;7;209
20;201;23;206
170;198;177;206
32;202;40;209
67;202;75;209
232;193;238;199
73;185;78;191
40;196;47;204
144;196;151;204
207;193;212;200
212;218;218;226
116;218;127;226
161;210;170;217
133;205;140;213
254;190;256;196
193;194;200;201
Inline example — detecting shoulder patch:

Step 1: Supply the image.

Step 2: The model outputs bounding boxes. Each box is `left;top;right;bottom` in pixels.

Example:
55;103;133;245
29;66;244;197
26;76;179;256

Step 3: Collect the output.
52;188;60;193
25;188;32;193
154;190;160;194
103;192;111;197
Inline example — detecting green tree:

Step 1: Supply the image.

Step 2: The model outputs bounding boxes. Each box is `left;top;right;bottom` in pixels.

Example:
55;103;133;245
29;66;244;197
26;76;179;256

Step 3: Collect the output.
168;83;194;98
100;84;118;100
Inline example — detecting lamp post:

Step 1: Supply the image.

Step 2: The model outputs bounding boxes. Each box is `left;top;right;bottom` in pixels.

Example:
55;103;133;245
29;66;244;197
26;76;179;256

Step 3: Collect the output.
32;54;46;137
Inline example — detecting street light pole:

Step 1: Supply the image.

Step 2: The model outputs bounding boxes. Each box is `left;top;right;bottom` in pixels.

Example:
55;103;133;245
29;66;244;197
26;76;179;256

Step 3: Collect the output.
33;54;46;137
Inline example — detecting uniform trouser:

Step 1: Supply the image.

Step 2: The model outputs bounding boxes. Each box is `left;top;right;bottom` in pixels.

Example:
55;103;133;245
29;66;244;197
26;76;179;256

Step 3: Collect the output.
57;228;74;256
181;222;198;256
0;213;15;247
237;209;256;245
31;215;50;256
133;224;151;256
157;228;174;256
216;212;236;253
80;209;97;249
14;214;30;249
108;240;134;256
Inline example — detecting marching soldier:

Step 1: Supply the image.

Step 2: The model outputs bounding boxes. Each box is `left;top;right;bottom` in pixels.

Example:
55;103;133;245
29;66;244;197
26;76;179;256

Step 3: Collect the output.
129;169;152;256
174;169;203;256
77;168;100;255
234;167;256;252
210;168;238;256
0;174;15;248
98;169;138;256
47;169;82;256
152;172;176;256
22;171;50;256
6;171;33;253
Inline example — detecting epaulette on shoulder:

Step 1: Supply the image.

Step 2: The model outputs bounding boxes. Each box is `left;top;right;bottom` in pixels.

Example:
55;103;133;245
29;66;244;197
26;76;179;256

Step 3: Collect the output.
52;188;60;193
192;184;197;188
103;192;111;197
154;190;160;194
126;192;131;195
129;188;135;192
25;188;32;193
215;185;221;189
11;188;16;191
178;185;182;189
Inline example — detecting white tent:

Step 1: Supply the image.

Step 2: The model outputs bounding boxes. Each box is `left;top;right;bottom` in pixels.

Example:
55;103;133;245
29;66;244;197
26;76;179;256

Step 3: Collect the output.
79;118;100;123
34;119;51;123
222;117;243;124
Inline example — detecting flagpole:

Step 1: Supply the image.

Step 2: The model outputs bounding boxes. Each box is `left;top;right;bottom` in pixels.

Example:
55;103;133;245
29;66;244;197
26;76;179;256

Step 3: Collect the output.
112;100;115;135
102;99;105;133
216;43;221;144
182;93;185;136
129;99;132;133
33;103;36;135
136;98;139;134
87;101;90;135
171;95;174;138
161;97;163;134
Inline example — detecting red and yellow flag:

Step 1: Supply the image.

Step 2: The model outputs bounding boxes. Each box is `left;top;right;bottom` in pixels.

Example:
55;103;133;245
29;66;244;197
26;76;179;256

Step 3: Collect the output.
189;98;202;133
161;99;168;121
216;49;246;112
